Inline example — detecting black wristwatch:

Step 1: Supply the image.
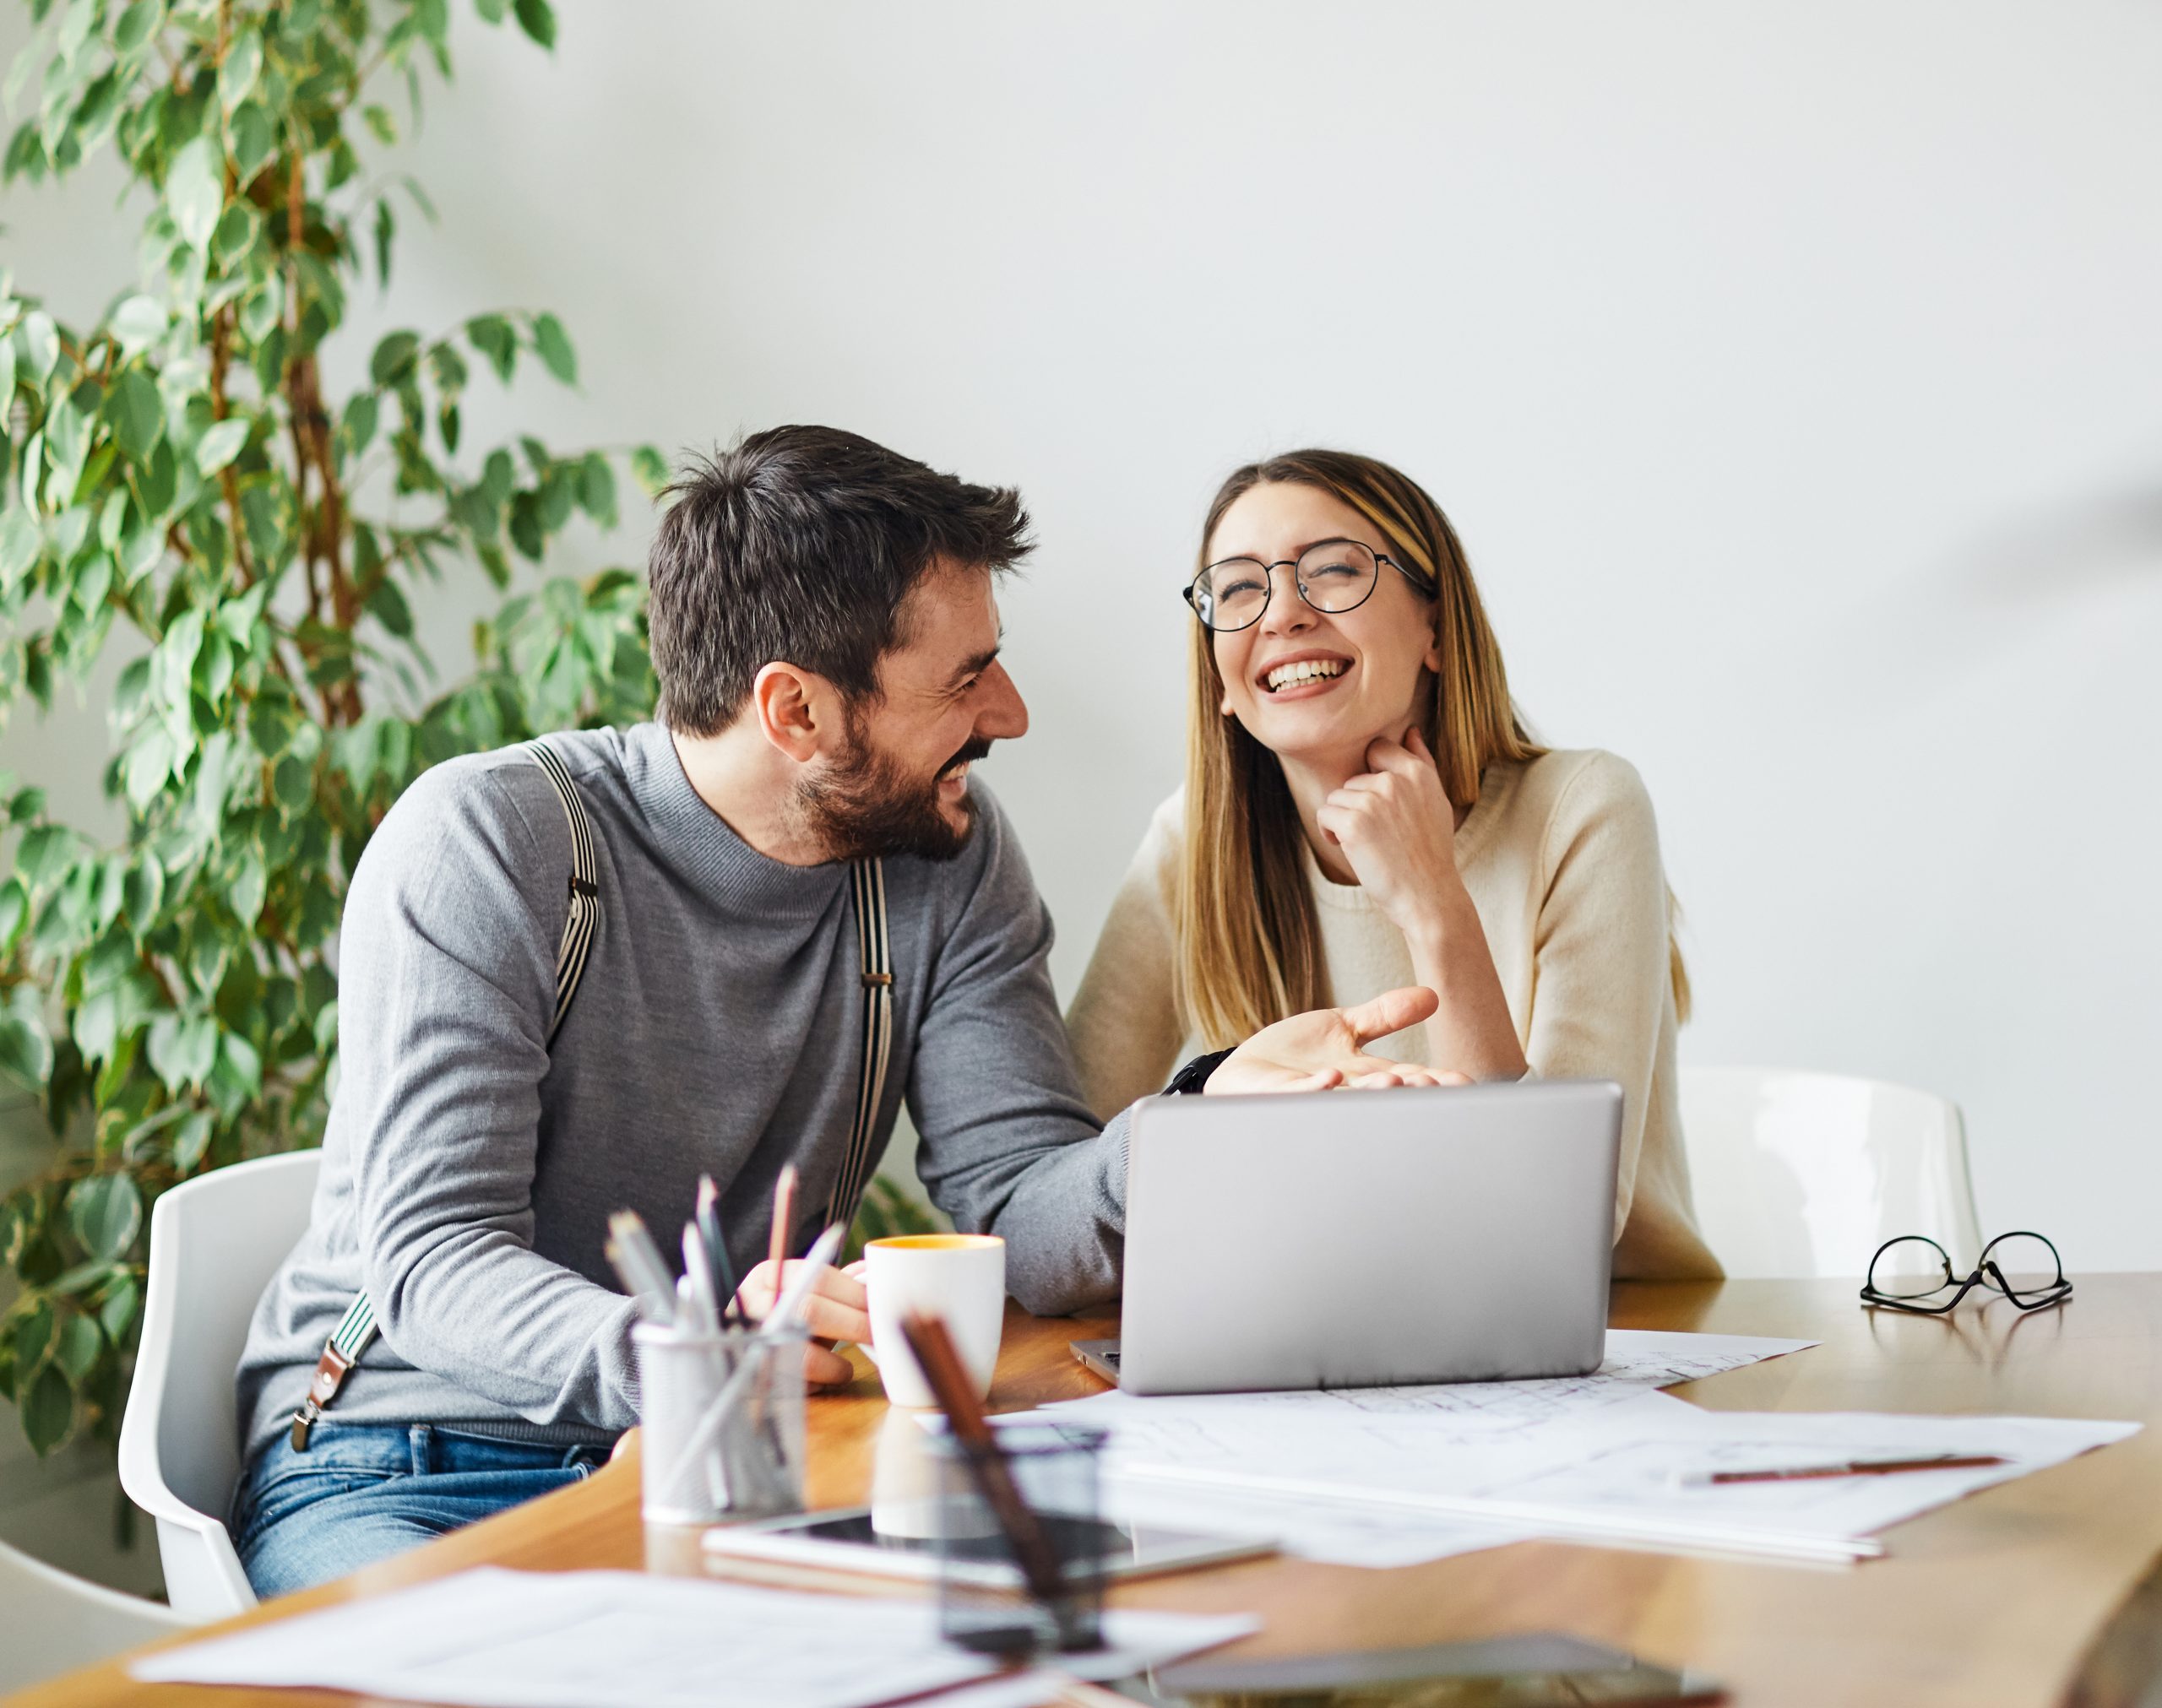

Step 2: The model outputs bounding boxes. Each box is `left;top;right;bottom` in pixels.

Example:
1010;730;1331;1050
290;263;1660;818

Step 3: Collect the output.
1161;1048;1236;1096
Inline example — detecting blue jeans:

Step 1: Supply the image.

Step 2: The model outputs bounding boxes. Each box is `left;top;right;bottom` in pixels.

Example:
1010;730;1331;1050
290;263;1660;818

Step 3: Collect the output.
231;1423;617;1597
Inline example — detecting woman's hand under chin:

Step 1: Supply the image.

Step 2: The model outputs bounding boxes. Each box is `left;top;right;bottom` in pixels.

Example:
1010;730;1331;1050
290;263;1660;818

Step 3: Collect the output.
1315;726;1468;939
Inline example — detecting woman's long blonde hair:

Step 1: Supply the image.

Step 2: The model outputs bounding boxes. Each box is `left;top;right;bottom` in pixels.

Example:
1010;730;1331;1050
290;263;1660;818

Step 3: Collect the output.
1172;448;1688;1047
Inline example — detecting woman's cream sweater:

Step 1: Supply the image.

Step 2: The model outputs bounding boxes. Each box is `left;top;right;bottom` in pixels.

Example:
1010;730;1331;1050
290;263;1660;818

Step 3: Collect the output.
1066;748;1720;1282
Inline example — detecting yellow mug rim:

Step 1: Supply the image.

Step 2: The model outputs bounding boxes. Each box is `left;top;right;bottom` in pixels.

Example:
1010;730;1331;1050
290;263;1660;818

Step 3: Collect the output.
864;1234;1004;1252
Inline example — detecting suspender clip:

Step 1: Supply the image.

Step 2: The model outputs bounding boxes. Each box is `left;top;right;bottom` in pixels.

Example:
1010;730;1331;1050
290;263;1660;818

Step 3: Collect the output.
289;1342;356;1451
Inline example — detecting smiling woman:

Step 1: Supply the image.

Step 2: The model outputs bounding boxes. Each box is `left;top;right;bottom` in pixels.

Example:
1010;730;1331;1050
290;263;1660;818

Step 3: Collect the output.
1066;448;1719;1281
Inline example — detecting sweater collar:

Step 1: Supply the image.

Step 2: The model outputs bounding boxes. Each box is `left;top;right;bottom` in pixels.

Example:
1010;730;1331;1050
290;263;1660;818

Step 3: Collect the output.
622;721;849;919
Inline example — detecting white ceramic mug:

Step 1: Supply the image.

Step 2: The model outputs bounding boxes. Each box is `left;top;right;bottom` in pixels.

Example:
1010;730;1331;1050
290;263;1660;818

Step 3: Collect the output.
864;1233;1006;1408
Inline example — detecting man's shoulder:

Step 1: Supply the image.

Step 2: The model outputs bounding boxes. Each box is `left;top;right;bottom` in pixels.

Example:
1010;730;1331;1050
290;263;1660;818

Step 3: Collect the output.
359;737;616;905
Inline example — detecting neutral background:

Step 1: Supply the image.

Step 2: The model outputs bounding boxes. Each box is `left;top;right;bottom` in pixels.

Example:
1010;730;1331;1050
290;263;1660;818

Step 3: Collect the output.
5;3;2160;1264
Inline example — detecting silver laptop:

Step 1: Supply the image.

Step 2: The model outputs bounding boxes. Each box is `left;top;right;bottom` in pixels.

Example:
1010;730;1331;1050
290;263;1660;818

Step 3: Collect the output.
1081;1078;1622;1396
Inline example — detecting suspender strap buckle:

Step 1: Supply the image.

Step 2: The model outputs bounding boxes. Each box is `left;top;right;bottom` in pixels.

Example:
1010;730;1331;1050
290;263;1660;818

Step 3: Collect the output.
289;1342;356;1452
860;971;893;989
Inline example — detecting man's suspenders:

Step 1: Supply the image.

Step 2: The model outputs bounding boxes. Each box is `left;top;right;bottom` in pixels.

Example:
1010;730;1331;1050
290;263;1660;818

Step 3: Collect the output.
289;739;894;1450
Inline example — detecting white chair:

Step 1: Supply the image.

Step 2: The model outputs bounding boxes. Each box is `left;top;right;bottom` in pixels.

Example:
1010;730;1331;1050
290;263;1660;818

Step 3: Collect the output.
1679;1066;1985;1280
0;1535;190;1692
117;1148;322;1619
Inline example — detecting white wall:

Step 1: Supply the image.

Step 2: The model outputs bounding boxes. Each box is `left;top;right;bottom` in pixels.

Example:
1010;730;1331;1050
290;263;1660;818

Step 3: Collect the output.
6;3;2161;1263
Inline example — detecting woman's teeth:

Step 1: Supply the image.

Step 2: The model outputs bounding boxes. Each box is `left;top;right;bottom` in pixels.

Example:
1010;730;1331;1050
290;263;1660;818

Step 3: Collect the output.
1264;659;1348;692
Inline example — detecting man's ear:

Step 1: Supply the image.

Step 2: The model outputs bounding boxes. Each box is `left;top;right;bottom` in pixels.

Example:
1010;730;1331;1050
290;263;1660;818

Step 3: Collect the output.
749;662;847;765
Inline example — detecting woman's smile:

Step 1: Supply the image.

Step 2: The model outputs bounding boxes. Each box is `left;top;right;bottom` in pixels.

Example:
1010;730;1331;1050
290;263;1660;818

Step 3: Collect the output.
1257;649;1356;700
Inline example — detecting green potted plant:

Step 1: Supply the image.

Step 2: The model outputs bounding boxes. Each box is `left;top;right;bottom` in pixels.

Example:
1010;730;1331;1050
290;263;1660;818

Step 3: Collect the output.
0;0;672;1460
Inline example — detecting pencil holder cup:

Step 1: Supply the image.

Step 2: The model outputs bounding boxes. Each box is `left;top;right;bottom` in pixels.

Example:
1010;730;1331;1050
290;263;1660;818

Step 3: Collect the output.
932;1421;1107;1656
634;1322;807;1526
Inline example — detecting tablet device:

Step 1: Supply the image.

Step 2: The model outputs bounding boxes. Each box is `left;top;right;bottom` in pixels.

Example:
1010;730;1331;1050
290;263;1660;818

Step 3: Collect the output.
701;1506;1274;1585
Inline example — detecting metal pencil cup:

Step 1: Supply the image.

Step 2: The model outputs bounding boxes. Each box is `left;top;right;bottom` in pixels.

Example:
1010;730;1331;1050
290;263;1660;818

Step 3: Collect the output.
932;1421;1107;1656
634;1321;807;1526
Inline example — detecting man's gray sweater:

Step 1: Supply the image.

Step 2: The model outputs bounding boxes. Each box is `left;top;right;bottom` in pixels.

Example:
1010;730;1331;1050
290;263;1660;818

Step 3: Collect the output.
236;722;1131;1464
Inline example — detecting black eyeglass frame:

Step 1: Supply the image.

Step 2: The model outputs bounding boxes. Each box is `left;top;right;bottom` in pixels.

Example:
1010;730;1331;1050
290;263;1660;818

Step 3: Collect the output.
1180;537;1436;633
1859;1229;2073;1316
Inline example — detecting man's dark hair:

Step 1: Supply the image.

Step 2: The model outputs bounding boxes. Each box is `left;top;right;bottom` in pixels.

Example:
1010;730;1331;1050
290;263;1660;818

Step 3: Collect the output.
647;426;1035;735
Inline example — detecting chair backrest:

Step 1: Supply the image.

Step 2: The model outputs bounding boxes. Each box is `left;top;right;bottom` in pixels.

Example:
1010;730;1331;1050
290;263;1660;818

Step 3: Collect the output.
1679;1066;1984;1280
0;1535;191;1693
117;1148;322;1620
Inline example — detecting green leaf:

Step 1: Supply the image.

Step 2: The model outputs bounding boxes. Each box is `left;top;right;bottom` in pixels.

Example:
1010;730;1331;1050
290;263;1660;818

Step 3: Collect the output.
271;751;312;812
220;1030;260;1096
513;0;556;48
52;1310;100;1380
122;726;175;812
21;1363;72;1455
367;576;414;638
14;1299;53;1375
171;1109;213;1173
123;856;163;931
165;136;224;252
228;100;274;181
99;1276;139;1344
112;0;163;54
362;104;397;146
218;30;262;114
18;311;58;383
73;989;119;1064
475;0;507;19
630;444;670;496
530;312;576;384
373;197;394;288
370;329;420;386
104;368;162;460
147;1012;219;1090
110;294;166;357
0;878;24;948
49;1261;110;1299
0;1013;52;1090
466;312;515;382
211;201;259;266
16;824;80;890
68;1174;142;1263
228;842;266;926
579;452;617;528
341;391;379;459
0;506;41;589
193;415;247;474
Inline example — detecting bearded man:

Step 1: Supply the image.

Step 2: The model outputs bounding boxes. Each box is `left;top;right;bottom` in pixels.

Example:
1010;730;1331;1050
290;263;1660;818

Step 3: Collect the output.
230;426;1445;1593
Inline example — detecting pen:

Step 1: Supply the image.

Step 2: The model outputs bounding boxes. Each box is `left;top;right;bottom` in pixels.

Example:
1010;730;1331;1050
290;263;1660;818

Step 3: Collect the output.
681;1224;723;1337
764;1221;846;1335
899;1308;1084;1646
696;1174;741;1325
606;1211;678;1323
1680;1453;2010;1488
765;1163;798;1324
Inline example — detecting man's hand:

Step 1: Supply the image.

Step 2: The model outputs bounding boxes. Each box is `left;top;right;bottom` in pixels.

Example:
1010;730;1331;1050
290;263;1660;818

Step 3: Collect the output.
733;1257;872;1387
1206;986;1469;1094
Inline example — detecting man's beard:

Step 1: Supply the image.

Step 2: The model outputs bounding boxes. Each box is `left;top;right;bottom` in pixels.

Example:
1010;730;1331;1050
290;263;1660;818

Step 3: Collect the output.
796;713;991;864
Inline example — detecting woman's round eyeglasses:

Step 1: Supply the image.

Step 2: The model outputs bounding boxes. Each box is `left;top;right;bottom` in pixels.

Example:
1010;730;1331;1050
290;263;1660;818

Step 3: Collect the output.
1182;538;1433;634
1860;1231;2072;1315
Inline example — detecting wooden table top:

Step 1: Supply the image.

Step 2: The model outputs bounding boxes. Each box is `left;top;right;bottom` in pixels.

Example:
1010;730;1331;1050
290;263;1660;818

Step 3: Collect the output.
19;1275;2162;1708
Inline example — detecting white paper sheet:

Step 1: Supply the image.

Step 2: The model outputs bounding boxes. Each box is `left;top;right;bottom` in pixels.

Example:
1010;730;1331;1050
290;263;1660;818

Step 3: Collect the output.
1102;1390;2138;1563
1104;1477;1538;1570
1046;1328;1816;1444
1004;1331;2134;1564
130;1567;1259;1708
